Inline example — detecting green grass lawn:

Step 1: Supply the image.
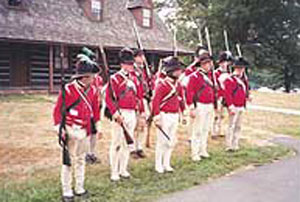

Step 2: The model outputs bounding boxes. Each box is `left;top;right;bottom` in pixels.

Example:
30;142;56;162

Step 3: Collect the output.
0;145;292;202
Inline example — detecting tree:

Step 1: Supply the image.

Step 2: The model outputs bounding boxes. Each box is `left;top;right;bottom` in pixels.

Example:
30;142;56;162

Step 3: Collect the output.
155;0;300;91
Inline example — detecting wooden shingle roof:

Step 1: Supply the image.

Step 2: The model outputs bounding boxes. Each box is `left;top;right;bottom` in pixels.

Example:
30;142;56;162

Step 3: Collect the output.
0;0;192;54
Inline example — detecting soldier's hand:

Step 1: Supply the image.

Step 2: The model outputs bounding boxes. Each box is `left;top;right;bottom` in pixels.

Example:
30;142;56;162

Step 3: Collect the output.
189;109;196;119
180;112;188;125
113;114;124;125
228;105;236;116
153;115;161;127
229;109;235;116
54;125;60;133
97;132;103;139
247;95;253;102
182;117;187;125
139;113;147;128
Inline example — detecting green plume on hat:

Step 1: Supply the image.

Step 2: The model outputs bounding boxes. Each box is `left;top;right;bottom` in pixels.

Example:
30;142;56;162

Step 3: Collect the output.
82;47;95;59
77;47;98;67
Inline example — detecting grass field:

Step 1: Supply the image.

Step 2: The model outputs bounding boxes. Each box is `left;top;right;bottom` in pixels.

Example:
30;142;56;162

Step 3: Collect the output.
0;91;298;201
251;91;300;110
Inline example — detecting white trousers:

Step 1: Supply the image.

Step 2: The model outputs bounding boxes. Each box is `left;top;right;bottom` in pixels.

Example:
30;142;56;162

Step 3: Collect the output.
61;126;88;197
135;98;151;151
88;133;97;155
226;108;243;150
110;109;137;177
155;112;179;171
187;109;195;140
212;98;225;137
135;114;146;151
191;103;214;159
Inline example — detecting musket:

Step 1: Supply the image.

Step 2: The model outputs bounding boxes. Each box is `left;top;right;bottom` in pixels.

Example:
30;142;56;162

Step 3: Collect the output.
155;124;170;141
58;45;71;166
173;27;178;57
197;28;203;45
132;20;152;80
132;20;154;148
205;27;218;109
224;30;230;52
235;43;250;101
236;43;243;57
224;30;233;73
99;45;134;145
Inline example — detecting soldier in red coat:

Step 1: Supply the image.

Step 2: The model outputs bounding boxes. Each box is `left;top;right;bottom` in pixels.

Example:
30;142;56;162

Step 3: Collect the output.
223;57;250;151
181;44;209;87
105;47;145;181
211;51;234;139
181;45;210;142
53;56;100;202
186;54;215;161
152;56;185;173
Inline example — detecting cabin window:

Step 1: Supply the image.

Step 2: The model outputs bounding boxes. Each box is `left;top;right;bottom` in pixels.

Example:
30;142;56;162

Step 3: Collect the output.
142;8;151;28
7;0;27;9
8;0;22;6
91;0;102;21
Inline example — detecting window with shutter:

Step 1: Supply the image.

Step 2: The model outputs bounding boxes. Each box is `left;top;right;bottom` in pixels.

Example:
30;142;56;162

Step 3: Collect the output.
91;0;102;21
142;9;151;28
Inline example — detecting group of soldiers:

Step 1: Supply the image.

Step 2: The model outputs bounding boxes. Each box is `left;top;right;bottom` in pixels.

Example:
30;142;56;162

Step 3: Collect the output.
53;44;251;202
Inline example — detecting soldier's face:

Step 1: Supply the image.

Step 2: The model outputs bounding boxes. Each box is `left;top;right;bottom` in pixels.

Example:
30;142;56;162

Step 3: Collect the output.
134;55;144;66
202;61;213;72
172;69;183;79
122;63;134;72
80;74;94;86
221;61;232;70
234;67;245;76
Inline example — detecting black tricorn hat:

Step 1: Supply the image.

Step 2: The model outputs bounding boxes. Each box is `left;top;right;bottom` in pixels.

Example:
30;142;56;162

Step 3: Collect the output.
162;56;184;74
198;54;213;64
195;43;209;58
218;51;234;63
119;47;135;65
233;57;250;68
72;61;96;79
133;49;145;57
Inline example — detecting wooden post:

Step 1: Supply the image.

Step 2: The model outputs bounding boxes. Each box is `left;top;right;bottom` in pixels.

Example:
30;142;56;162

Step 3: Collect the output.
60;44;65;84
49;44;54;92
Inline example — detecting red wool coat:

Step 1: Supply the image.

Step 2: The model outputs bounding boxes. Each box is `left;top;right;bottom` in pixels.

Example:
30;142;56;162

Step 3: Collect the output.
152;77;185;116
53;80;100;135
186;69;215;106
105;69;145;115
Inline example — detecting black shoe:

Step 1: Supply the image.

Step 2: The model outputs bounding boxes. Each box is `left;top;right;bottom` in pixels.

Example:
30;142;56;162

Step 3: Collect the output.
90;154;100;164
225;148;234;152
130;151;139;159
62;196;74;202
85;154;93;164
75;190;90;199
136;150;146;158
86;154;100;164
